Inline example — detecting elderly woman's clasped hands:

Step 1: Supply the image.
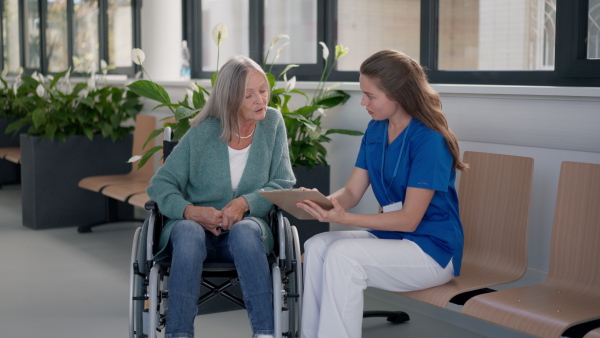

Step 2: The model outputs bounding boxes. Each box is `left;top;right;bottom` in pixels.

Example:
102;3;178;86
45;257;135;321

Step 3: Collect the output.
183;196;250;235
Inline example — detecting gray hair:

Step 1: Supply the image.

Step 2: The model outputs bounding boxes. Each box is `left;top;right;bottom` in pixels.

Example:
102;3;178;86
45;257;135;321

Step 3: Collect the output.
190;55;270;142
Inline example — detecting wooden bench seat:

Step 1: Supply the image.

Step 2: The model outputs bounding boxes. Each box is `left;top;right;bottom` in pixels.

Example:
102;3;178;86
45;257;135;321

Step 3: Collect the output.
128;192;150;209
0;147;21;163
462;161;600;338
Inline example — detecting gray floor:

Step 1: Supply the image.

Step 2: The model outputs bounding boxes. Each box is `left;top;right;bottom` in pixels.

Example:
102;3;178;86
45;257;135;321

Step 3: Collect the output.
0;183;534;338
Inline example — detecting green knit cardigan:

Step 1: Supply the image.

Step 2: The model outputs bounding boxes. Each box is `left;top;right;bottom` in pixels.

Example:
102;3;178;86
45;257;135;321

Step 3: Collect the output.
147;107;296;261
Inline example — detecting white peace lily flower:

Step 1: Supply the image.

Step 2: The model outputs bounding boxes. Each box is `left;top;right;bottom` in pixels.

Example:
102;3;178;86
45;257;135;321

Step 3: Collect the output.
186;89;194;107
87;77;96;90
335;44;349;59
47;74;54;82
324;83;342;91
189;82;199;93
78;89;89;99
212;23;229;46
36;84;45;97
315;108;326;117
12;83;17;93
100;59;108;75
319;42;329;60
280;64;299;77
17;67;23;76
127;155;142;163
285;76;296;92
1;67;8;78
0;81;4;90
72;56;84;72
268;34;289;50
274;42;290;62
88;61;97;75
131;48;145;65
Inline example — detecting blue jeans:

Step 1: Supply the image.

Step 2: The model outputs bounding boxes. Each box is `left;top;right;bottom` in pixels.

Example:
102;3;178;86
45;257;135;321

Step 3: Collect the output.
164;219;274;338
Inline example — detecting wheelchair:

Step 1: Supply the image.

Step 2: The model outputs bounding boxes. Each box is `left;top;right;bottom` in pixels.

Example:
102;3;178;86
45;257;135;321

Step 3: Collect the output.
128;128;303;338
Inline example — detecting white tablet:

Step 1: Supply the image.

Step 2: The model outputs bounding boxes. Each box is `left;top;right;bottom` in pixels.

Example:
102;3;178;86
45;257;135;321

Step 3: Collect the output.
258;189;333;220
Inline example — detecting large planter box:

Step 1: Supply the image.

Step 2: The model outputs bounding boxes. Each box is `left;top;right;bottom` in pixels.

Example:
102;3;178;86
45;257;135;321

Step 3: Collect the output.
287;164;330;253
0;118;23;185
20;134;134;230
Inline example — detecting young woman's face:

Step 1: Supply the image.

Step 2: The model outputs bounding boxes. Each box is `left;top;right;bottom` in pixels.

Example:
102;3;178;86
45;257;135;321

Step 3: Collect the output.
238;70;269;124
359;74;401;121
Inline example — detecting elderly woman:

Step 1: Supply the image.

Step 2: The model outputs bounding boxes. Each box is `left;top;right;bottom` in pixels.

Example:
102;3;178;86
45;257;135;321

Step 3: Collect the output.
146;55;296;338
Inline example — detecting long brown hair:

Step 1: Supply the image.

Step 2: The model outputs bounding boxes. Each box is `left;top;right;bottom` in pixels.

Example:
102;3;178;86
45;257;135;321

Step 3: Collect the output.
360;50;467;171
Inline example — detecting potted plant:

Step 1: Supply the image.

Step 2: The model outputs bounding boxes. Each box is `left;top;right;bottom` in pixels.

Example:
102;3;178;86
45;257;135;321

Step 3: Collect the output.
127;24;363;246
6;64;144;229
0;68;33;185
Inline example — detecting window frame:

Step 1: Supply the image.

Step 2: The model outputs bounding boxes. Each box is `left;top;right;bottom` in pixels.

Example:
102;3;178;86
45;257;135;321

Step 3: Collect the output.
184;0;599;87
0;0;141;77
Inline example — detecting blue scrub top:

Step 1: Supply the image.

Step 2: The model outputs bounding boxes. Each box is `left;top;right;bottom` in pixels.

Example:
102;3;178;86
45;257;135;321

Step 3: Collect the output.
355;118;464;276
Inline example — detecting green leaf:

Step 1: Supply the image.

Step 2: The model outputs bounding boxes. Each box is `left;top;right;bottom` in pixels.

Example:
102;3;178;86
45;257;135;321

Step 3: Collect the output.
174;106;201;121
211;72;219;87
49;69;69;89
266;73;276;89
325;128;364;136
142;128;165;150
45;123;57;139
312;90;350;108
127;80;171;105
31;108;46;128
137;145;163;170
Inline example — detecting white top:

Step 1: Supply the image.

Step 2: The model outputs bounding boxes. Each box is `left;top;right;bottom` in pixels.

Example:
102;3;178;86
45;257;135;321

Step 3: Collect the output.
228;144;251;193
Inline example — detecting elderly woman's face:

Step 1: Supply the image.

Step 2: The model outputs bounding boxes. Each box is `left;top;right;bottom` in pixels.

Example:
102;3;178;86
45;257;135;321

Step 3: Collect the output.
239;70;269;124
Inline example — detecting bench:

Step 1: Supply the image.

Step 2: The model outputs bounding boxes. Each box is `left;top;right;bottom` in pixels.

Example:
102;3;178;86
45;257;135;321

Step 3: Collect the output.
462;161;600;337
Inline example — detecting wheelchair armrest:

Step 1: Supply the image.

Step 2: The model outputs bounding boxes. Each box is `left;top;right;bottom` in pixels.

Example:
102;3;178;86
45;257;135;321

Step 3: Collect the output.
145;200;158;211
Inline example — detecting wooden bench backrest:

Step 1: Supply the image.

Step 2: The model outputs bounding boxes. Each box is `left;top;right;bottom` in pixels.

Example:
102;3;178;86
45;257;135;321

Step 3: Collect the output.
546;161;600;291
459;151;534;274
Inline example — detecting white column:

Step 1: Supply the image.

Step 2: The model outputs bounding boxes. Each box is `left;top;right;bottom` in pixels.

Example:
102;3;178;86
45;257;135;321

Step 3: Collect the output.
140;1;183;81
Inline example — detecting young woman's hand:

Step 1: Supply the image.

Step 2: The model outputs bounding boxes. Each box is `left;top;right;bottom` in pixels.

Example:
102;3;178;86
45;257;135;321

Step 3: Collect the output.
296;196;347;224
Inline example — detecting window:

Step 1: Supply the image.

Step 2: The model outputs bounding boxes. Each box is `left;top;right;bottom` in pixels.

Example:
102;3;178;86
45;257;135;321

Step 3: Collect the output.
590;0;600;59
0;0;141;76
438;0;556;71
264;0;317;65
337;0;420;71
184;0;598;87
2;0;20;72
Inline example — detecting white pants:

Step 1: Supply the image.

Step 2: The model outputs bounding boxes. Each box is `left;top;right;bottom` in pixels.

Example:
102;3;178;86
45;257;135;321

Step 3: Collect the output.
300;230;454;338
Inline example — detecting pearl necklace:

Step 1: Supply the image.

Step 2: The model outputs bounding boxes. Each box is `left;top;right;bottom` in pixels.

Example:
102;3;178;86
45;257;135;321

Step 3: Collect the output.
235;126;256;139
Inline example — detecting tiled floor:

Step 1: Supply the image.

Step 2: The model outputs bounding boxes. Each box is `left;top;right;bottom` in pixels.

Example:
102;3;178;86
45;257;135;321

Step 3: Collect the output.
0;183;533;337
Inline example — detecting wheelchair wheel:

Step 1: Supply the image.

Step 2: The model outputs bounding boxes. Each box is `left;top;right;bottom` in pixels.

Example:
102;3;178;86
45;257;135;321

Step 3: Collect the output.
130;223;148;338
290;225;303;337
129;227;142;338
272;262;283;338
282;218;302;338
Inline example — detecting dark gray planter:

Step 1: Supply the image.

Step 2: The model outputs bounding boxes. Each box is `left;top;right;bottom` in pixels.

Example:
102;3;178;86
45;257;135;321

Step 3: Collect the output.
20;134;134;230
0;118;23;186
287;164;330;253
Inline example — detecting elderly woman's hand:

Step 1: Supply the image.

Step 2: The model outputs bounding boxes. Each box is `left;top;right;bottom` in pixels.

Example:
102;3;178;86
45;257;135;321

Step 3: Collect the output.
184;205;223;236
221;197;249;230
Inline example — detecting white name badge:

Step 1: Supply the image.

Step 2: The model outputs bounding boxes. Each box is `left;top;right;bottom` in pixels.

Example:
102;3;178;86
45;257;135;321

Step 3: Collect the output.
382;201;403;213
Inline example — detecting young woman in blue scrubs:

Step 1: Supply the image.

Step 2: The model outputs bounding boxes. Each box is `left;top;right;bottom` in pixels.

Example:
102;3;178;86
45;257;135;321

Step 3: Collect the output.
298;50;468;338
